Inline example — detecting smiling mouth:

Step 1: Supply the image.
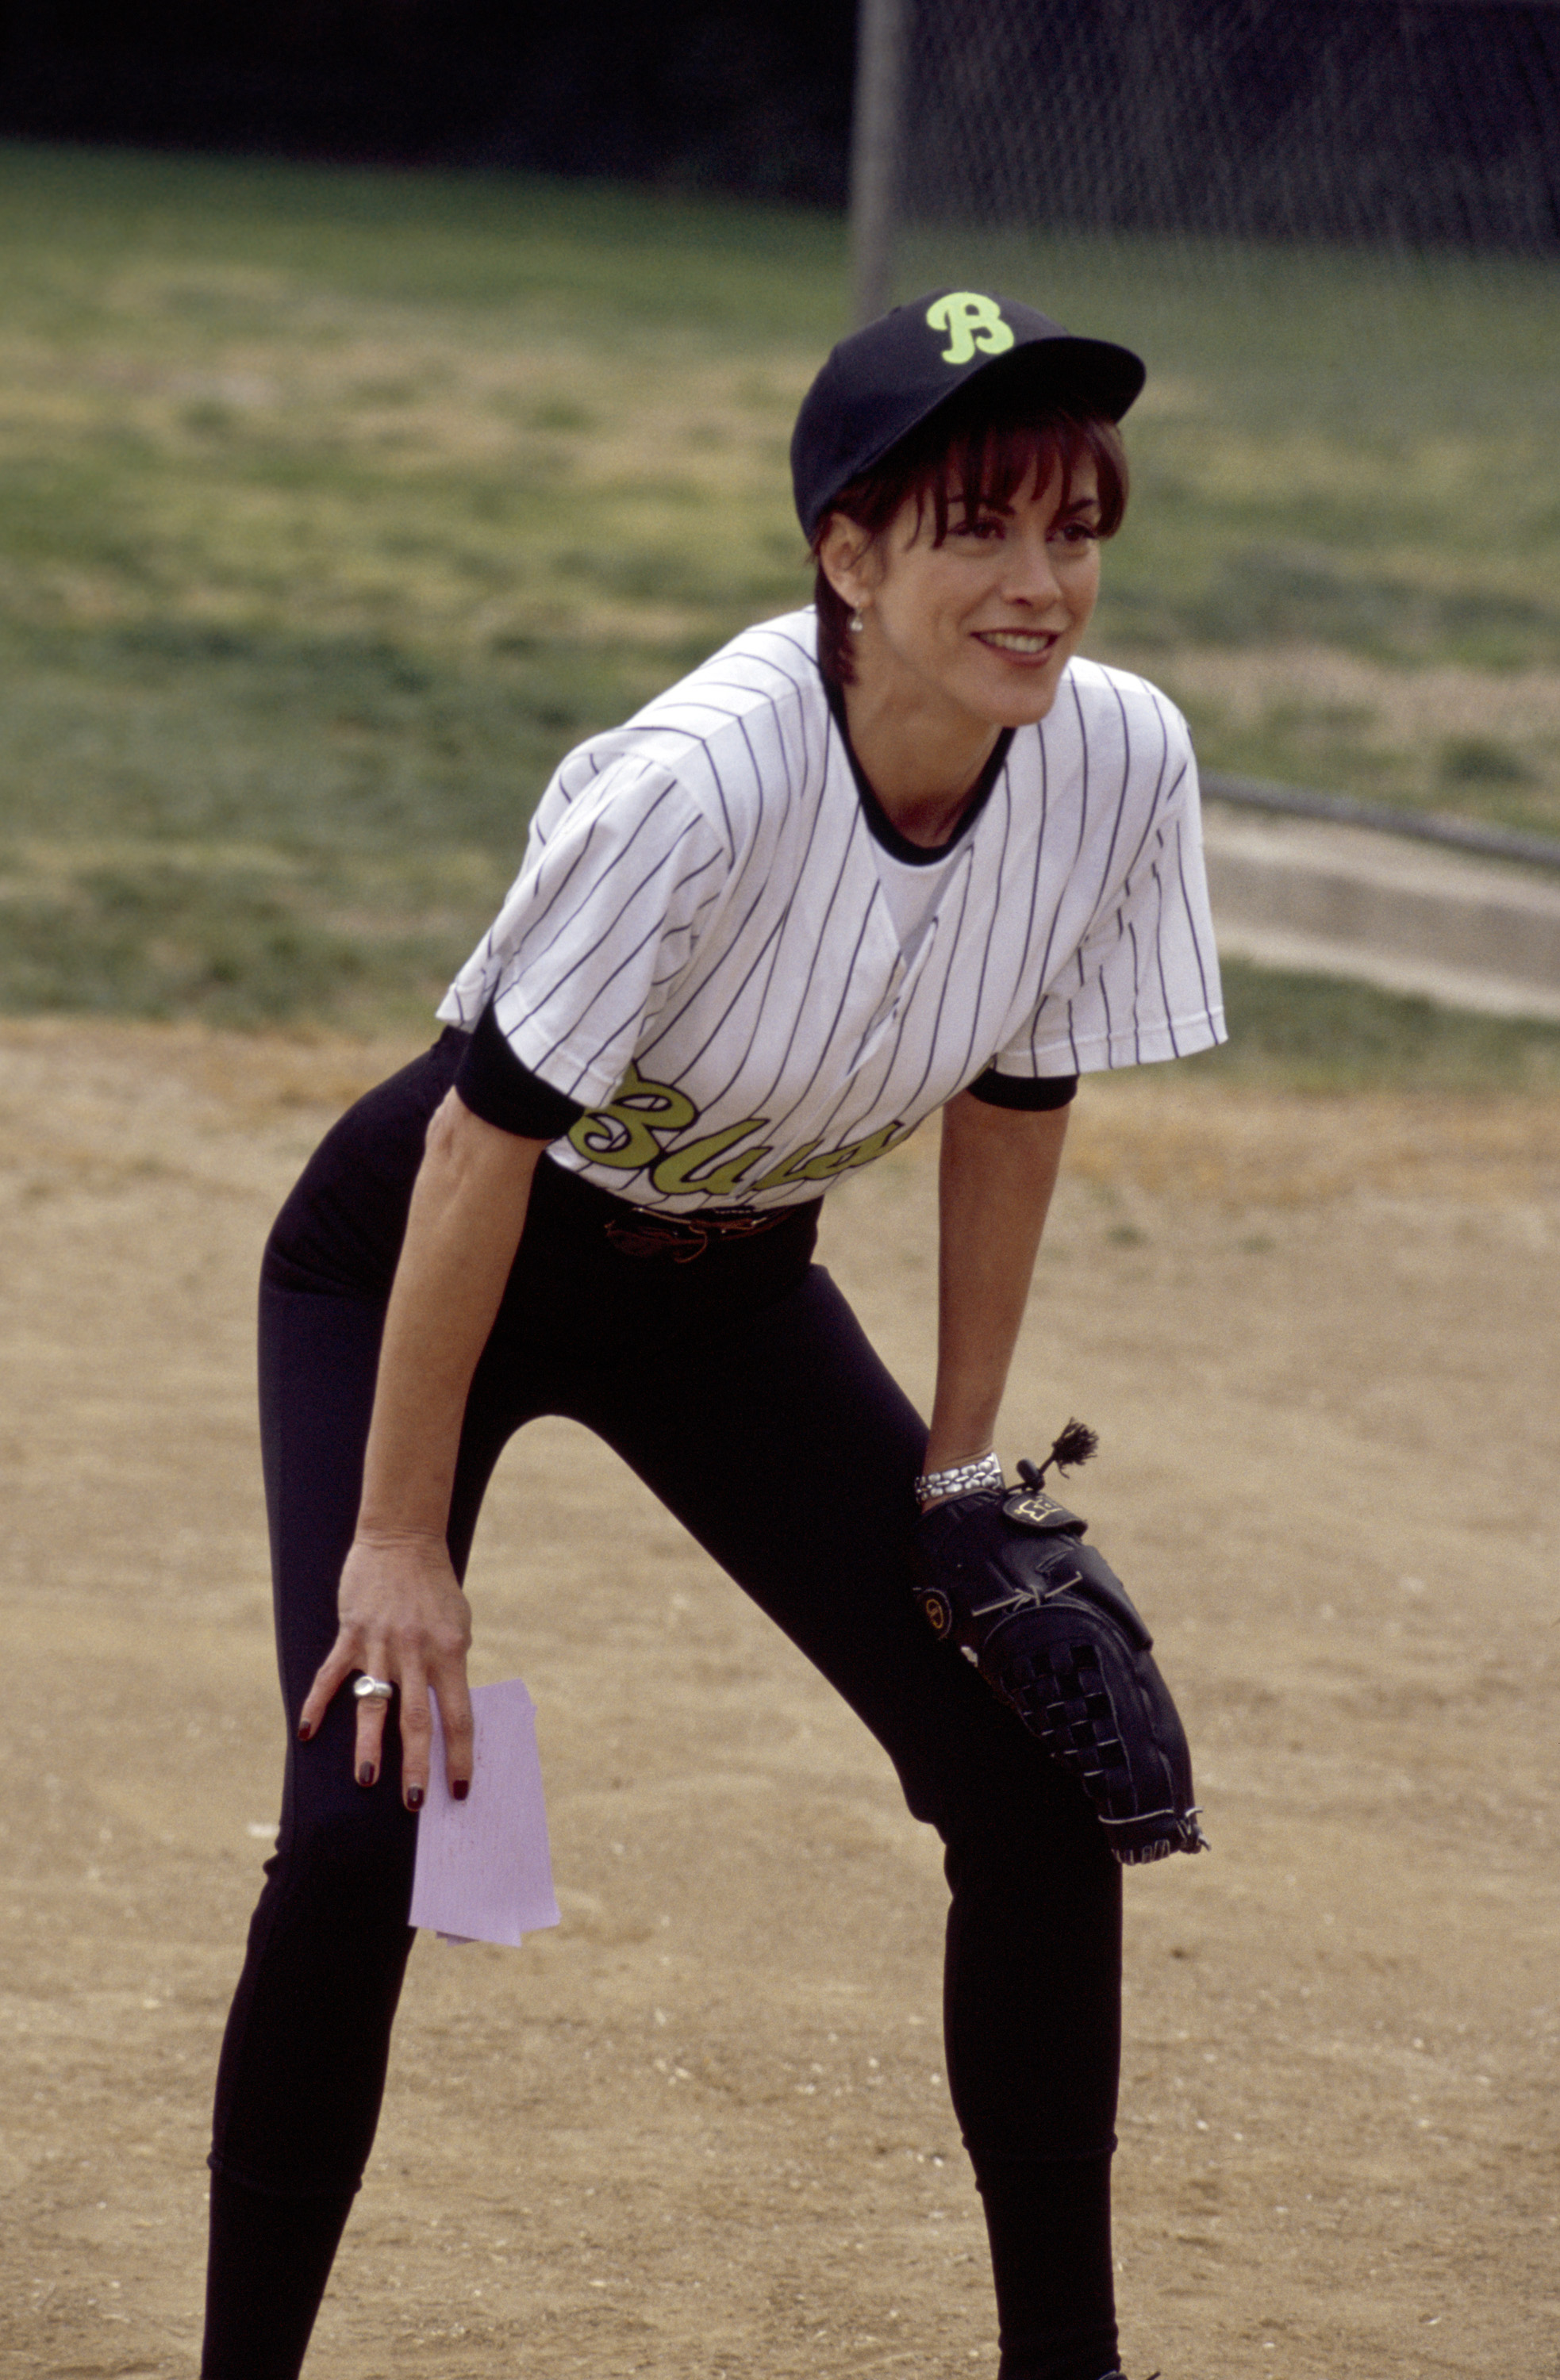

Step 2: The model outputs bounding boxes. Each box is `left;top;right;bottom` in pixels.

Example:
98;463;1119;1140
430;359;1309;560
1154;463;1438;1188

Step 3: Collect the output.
976;630;1056;656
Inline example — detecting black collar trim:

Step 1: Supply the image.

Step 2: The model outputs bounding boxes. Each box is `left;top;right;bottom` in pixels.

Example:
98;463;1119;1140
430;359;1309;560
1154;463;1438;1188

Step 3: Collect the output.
824;678;1014;868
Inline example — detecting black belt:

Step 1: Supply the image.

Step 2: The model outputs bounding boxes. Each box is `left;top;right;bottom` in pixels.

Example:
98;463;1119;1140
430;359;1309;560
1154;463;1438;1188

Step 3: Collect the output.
602;1204;790;1263
531;1154;817;1267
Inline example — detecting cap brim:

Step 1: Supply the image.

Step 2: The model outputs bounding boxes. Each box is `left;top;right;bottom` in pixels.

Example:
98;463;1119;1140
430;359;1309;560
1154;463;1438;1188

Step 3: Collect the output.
908;332;1146;447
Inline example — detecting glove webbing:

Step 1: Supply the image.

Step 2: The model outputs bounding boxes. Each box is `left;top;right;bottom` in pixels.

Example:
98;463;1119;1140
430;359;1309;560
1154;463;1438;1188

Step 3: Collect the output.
999;1634;1205;1864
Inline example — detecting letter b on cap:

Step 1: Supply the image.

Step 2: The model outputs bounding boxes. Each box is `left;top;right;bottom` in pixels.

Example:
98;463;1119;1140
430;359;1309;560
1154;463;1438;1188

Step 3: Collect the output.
926;292;1015;367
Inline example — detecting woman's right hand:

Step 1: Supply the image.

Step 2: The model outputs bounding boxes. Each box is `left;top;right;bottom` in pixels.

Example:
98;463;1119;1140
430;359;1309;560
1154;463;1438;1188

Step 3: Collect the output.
294;1092;545;1810
297;1529;475;1810
294;1095;546;1813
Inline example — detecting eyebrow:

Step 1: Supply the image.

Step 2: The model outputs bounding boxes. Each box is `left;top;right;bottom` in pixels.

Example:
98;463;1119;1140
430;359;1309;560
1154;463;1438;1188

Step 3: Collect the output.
972;491;1102;519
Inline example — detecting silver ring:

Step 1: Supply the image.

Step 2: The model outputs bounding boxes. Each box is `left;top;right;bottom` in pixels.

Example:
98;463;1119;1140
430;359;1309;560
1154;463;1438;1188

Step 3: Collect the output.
353;1674;395;1704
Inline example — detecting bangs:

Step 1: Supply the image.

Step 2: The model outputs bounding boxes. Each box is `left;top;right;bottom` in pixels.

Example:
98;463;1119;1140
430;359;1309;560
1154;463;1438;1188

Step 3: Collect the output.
916;413;1128;544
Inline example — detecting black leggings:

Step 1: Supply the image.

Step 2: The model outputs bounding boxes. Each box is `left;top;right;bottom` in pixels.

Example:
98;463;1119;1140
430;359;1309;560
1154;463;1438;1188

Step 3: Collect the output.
204;1036;1124;2380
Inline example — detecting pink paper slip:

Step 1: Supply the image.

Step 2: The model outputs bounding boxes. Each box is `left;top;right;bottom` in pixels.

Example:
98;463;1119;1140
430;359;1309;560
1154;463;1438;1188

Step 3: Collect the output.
409;1679;560;1948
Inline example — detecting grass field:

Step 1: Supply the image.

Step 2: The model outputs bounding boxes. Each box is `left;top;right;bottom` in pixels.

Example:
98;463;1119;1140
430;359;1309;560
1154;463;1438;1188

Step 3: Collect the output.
2;139;1558;1070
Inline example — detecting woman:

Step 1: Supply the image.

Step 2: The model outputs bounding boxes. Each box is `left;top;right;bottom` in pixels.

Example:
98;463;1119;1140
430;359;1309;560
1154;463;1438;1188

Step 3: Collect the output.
203;289;1224;2380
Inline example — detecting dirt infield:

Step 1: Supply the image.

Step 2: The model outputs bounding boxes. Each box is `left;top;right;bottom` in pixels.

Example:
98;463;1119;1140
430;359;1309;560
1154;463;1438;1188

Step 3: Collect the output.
2;1019;1556;2380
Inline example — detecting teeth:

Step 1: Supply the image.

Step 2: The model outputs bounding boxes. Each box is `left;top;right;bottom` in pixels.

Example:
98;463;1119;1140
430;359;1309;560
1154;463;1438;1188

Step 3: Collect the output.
982;631;1050;653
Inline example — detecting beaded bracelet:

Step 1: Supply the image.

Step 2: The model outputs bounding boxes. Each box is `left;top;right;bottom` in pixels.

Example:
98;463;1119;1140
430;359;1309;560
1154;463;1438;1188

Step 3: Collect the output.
913;1450;1004;1507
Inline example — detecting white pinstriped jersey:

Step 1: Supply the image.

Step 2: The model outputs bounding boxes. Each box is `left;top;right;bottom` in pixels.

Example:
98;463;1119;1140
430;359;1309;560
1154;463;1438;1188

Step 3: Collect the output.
438;610;1225;1212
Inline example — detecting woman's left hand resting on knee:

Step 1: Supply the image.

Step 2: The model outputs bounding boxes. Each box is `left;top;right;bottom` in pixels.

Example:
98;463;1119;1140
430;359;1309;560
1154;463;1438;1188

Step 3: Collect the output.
296;1090;551;1808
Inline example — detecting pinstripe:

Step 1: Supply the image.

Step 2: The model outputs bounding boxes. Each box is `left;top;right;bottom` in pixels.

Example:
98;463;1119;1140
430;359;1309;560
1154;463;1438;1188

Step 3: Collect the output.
1024;731;1066;1053
1096;920;1117;1067
1090;677;1132;896
518;793;702;995
718;798;862;1118
1147;862;1183;1061
638;692;839;1094
438;617;1225;1207
1068;674;1092;871
513;769;683;971
897;851;980;1115
1172;812;1218;1027
750;854;887;1155
634;762;810;1069
1112;712;1179;886
732;833;878;1130
528;838;729;1077
956;772;1014;1084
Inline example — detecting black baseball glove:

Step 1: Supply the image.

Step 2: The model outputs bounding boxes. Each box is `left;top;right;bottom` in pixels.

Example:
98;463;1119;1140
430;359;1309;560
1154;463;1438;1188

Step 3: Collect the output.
914;1425;1208;1865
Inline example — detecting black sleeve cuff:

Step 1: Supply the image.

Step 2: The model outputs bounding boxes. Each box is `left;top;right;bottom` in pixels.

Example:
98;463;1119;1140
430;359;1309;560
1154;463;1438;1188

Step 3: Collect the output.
966;1066;1078;1112
452;1003;587;1140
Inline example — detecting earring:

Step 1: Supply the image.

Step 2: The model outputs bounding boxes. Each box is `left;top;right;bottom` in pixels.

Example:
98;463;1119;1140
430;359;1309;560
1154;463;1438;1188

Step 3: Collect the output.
848;608;865;635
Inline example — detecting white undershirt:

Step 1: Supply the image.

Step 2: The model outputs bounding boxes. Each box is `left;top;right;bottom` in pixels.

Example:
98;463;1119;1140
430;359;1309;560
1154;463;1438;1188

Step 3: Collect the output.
870;839;968;964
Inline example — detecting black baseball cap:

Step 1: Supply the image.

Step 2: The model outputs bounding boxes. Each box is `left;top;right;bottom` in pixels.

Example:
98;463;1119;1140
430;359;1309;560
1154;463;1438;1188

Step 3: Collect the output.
790;289;1146;540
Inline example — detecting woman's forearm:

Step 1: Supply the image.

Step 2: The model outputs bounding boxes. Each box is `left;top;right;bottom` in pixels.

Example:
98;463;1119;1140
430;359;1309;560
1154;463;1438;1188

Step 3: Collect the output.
300;1089;549;1794
356;1090;549;1542
924;1090;1071;1484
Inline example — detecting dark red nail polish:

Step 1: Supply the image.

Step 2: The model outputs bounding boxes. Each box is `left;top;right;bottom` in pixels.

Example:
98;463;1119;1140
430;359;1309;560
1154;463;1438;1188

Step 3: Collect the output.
451;1779;470;1802
296;1719;313;1742
357;1762;375;1787
406;1786;425;1811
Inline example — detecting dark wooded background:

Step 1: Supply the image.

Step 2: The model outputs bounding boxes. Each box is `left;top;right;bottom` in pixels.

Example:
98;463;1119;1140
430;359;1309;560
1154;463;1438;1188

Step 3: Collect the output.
1;1;1557;245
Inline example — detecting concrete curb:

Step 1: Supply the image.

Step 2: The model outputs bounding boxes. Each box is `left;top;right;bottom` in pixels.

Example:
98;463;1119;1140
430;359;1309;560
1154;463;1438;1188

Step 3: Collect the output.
1201;799;1560;1025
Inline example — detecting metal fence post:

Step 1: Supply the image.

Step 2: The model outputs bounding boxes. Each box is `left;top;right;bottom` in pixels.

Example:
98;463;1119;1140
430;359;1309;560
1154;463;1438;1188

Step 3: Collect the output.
850;0;905;326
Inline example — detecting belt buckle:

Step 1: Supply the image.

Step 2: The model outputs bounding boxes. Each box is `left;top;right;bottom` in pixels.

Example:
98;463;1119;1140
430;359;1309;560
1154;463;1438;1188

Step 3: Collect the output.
604;1207;779;1262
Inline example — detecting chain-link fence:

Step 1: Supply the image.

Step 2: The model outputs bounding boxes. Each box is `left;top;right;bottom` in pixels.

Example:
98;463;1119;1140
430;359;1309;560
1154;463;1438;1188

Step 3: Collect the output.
850;0;1560;839
899;0;1560;255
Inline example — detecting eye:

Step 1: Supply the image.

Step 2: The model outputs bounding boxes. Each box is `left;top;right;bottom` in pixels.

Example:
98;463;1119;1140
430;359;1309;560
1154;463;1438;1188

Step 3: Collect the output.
951;513;1007;541
1053;516;1101;547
